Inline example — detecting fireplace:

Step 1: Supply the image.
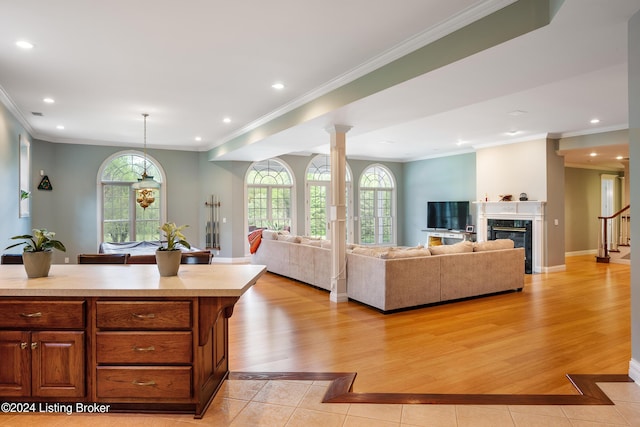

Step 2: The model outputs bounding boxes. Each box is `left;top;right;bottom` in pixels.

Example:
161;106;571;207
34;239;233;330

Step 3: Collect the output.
475;201;545;273
487;219;532;274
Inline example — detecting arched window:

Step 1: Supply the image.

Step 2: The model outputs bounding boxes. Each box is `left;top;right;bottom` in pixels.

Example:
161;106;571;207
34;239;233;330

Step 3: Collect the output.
305;154;353;241
246;158;294;232
98;151;165;243
359;164;396;245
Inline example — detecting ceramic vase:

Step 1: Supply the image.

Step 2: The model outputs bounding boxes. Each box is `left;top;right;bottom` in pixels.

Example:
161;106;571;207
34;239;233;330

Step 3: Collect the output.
22;251;53;278
155;250;181;276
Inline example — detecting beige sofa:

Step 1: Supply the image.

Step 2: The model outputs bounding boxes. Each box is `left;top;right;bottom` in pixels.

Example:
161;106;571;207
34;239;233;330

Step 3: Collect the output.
251;232;525;313
251;234;332;291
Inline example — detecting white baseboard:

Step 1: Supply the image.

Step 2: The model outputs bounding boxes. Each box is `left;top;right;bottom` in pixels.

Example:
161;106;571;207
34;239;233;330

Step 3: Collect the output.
630;359;640;384
541;264;566;273
565;249;597;257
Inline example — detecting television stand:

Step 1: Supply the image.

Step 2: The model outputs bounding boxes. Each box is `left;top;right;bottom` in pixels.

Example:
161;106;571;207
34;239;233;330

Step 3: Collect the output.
421;229;474;246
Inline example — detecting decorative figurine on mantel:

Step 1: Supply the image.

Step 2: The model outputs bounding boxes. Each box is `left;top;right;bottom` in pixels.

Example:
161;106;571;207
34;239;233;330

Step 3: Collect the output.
499;194;513;201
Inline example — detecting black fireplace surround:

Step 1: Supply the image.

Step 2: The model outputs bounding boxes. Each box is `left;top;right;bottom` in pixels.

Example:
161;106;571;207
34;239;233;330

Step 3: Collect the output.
487;219;532;274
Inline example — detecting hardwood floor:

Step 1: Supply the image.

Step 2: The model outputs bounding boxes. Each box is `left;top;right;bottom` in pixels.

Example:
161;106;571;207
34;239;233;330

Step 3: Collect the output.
229;255;631;397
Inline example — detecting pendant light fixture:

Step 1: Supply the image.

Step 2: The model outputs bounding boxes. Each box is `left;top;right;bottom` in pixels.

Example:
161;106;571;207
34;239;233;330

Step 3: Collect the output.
131;113;160;209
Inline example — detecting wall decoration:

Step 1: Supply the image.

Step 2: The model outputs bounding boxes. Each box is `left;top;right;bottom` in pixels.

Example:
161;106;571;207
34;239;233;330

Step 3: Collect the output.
38;175;53;191
19;134;31;217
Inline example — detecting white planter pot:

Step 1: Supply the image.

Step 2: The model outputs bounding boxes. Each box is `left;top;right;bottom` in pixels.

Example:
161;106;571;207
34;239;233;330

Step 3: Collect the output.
22;251;53;278
155;250;181;276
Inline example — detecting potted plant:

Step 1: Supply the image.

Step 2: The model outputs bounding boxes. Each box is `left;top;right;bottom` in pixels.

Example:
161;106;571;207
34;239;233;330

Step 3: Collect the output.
155;222;190;276
5;228;66;278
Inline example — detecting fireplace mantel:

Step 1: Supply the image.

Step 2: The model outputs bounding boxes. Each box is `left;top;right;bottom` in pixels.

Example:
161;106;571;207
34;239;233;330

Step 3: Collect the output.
474;201;546;273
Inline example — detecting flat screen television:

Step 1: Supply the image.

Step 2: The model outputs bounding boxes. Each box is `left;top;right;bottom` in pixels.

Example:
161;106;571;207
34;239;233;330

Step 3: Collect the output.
427;201;470;231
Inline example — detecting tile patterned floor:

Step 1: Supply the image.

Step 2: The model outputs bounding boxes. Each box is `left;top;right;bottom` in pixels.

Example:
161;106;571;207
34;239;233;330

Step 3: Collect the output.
1;379;639;426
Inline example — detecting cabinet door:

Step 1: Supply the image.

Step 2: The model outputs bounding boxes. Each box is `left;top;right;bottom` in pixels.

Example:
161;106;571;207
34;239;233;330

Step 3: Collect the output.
0;331;31;396
31;331;85;398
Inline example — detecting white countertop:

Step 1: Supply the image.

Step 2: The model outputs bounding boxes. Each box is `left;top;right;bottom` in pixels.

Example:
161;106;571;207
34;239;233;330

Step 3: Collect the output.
0;264;266;297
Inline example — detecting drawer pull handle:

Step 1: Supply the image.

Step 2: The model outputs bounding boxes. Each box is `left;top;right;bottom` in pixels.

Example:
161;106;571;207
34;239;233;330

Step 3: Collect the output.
20;312;42;318
20;342;28;350
132;313;156;319
132;346;155;352
31;342;38;350
132;380;156;387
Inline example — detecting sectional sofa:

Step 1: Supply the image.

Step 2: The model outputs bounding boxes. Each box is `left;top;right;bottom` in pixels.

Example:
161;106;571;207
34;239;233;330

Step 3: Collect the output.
251;230;525;313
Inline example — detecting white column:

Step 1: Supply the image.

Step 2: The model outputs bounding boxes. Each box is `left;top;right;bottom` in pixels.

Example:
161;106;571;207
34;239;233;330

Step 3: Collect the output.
326;125;351;302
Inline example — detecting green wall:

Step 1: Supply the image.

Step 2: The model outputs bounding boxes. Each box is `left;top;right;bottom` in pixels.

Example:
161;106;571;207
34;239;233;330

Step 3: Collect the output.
0;102;33;246
564;167;622;253
28;140;201;264
402;153;477;246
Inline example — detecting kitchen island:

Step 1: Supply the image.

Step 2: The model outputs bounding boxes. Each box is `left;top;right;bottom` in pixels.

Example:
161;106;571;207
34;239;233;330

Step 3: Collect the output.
0;263;266;418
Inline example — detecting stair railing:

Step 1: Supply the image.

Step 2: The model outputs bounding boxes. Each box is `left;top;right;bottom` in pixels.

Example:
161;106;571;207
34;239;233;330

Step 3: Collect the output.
597;204;630;262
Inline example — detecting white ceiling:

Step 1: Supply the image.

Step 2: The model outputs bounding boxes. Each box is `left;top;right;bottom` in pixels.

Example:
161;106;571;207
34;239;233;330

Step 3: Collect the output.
0;0;638;169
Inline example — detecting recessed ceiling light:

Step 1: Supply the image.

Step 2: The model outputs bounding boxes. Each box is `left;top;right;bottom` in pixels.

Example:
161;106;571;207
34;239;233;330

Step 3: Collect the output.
616;155;624;160
379;140;395;144
223;117;231;123
195;136;202;142
590;152;597;157
271;82;285;90
56;125;64;130
16;40;34;49
507;110;527;116
590;118;600;124
43;97;55;104
506;130;520;136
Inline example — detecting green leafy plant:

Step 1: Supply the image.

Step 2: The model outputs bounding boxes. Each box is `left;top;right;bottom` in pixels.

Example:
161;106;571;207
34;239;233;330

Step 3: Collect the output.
6;228;66;253
159;222;191;251
20;189;30;200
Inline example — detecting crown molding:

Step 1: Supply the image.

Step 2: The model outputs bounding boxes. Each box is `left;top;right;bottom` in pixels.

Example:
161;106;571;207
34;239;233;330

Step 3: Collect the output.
208;0;518;150
0;84;36;136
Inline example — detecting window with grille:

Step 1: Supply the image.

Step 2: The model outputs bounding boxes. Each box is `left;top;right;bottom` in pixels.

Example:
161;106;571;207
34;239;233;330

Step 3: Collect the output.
305;155;353;241
100;152;163;243
359;164;395;245
246;159;294;232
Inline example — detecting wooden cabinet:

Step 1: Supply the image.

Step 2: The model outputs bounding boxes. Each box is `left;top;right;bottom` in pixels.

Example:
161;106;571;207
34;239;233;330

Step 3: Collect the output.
92;297;237;417
0;300;86;398
0;263;264;418
95;300;194;402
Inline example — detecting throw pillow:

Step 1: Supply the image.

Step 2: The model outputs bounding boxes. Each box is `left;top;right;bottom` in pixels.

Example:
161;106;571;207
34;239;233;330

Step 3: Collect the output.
473;239;515;252
381;248;431;258
429;240;473;255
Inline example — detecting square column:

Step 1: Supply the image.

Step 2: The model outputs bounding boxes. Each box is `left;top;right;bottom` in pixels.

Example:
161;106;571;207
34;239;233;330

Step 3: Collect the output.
326;125;351;302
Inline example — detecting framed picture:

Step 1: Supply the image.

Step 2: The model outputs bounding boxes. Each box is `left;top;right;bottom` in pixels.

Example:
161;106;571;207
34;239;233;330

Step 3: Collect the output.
19;134;31;218
465;225;474;233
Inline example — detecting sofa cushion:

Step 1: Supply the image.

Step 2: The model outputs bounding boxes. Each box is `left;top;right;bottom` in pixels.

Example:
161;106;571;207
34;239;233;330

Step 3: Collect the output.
381;247;431;258
473;239;514;252
279;234;301;243
351;246;389;258
429;240;473;255
262;230;278;240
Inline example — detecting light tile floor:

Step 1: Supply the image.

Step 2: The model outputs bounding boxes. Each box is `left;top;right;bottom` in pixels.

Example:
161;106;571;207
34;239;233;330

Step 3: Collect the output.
1;380;639;426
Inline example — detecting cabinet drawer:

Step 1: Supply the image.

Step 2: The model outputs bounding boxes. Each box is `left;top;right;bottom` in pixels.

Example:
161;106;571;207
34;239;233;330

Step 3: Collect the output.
96;332;192;364
96;301;192;330
96;367;192;399
0;301;85;329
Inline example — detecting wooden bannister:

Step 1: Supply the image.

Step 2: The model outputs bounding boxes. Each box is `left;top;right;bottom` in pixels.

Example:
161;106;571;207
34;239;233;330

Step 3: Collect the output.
597;204;630;263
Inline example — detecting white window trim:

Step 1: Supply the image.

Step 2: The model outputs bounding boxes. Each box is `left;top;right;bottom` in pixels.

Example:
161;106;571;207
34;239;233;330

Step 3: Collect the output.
358;163;397;245
304;154;354;242
244;158;296;254
96;150;167;245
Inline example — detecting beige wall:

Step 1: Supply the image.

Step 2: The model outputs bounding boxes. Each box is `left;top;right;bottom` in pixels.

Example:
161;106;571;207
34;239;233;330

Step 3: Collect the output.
476;138;566;270
476;139;548;202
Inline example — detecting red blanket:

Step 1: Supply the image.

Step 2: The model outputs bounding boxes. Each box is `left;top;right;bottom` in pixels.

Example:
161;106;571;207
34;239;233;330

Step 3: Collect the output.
247;229;263;254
